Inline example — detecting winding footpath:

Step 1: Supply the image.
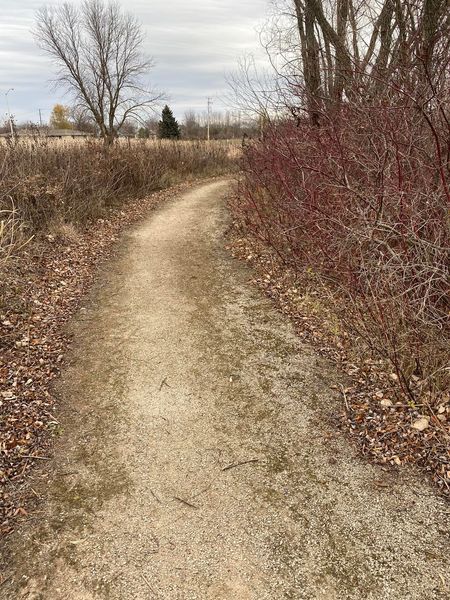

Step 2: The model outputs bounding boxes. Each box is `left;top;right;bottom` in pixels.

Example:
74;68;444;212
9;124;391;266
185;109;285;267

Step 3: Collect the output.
2;181;449;599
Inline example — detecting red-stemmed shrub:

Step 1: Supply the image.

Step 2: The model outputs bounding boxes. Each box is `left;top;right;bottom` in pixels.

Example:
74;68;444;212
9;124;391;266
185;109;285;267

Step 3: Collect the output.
234;95;449;403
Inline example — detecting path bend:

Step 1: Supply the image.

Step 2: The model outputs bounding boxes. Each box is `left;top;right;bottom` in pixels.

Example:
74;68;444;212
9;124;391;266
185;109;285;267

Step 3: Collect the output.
3;180;449;600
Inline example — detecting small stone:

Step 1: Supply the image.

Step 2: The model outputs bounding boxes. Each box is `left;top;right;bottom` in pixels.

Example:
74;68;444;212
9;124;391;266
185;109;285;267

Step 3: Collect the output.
412;417;429;431
380;398;393;407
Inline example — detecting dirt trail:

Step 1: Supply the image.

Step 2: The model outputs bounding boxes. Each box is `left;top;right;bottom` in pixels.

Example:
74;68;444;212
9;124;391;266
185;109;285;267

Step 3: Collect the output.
2;180;449;600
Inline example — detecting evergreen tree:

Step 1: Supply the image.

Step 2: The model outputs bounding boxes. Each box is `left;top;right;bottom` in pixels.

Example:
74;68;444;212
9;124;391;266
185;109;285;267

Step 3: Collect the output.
158;105;180;139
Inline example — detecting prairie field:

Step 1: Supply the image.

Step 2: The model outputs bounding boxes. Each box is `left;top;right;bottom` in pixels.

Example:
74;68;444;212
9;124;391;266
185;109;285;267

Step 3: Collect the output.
0;138;239;264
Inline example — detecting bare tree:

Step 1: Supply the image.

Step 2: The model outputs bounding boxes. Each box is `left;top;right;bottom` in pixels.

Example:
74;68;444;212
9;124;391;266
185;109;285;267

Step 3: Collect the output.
34;0;162;145
226;55;288;122
70;105;97;133
183;110;200;139
248;0;450;125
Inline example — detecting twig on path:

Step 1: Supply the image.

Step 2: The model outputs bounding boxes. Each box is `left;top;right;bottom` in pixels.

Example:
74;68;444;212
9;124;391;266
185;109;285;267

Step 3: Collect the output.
222;459;259;472
158;377;171;391
438;574;448;593
141;573;159;597
150;489;162;504
30;488;42;499
22;455;51;460
173;496;198;509
0;576;12;588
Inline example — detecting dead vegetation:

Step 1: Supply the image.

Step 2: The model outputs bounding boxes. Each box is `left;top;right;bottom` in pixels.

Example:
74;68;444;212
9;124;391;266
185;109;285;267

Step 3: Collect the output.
0;138;237;243
229;206;449;498
227;0;449;497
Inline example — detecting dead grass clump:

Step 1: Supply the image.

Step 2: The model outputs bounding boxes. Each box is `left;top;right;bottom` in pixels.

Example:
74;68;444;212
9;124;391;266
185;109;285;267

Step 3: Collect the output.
0;138;237;238
0;199;32;267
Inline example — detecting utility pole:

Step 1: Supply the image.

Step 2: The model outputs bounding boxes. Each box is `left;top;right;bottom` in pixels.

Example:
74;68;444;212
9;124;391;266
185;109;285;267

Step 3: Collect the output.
39;109;43;127
5;88;14;137
206;97;213;142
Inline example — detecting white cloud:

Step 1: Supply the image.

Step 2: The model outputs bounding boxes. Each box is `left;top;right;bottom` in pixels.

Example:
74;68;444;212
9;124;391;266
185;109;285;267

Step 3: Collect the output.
0;0;270;123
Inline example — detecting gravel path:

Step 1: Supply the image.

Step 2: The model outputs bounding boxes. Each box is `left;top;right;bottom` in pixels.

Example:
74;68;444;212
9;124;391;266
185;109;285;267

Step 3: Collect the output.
2;180;449;599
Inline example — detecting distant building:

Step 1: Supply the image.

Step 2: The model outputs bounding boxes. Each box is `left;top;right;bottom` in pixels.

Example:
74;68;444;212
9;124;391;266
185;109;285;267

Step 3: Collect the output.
46;128;94;139
0;127;94;139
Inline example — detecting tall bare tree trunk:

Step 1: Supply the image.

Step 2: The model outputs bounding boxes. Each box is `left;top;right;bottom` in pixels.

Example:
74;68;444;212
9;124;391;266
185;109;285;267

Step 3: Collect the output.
294;0;322;125
333;0;349;103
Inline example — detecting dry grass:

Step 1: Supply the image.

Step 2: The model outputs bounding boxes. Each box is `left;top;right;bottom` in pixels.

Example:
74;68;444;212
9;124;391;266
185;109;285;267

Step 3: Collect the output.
0;200;31;266
0;138;238;259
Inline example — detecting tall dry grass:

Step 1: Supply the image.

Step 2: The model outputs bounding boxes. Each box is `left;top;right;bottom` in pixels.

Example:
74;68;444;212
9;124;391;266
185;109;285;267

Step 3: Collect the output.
0;138;238;250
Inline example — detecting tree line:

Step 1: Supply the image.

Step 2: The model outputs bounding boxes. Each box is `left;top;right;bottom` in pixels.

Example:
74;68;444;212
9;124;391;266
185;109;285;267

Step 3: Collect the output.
23;0;259;144
2;104;258;141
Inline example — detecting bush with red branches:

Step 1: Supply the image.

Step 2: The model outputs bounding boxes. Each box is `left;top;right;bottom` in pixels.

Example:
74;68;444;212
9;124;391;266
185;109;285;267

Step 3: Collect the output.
237;98;449;397
231;89;449;489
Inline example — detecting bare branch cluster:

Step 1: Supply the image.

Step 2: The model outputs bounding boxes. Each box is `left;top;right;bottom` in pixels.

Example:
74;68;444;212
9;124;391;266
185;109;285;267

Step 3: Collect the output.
229;0;449;127
289;0;449;122
232;0;450;403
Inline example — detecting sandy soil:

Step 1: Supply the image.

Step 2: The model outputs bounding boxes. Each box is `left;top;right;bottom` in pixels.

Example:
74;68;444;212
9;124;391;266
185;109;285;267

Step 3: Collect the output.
1;180;449;599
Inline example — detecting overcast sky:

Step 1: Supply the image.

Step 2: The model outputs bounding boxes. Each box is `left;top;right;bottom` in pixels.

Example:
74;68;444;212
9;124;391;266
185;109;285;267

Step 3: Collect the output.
0;0;270;125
